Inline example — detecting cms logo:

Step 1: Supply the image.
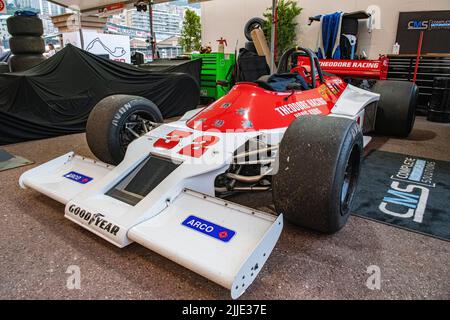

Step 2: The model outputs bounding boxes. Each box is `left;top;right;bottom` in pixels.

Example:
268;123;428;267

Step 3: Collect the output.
408;20;429;30
378;181;429;223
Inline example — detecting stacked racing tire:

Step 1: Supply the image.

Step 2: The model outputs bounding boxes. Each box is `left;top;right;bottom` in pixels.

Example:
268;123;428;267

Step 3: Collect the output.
0;62;10;74
244;17;264;54
7;14;46;72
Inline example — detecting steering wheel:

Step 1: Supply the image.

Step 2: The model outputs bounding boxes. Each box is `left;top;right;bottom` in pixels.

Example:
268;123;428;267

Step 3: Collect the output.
291;64;311;85
277;47;325;88
301;65;311;77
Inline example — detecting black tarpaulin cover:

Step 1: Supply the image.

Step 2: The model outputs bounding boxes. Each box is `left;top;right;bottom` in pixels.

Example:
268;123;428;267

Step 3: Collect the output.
0;44;199;145
139;58;202;85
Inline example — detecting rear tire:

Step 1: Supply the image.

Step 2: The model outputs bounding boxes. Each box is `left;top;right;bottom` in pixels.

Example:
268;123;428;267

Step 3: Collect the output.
372;80;418;137
273;115;363;233
86;95;163;165
8;54;46;72
9;36;45;54
7;15;44;36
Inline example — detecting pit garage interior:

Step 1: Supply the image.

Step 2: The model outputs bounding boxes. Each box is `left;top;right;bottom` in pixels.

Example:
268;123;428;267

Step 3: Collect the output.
0;0;449;300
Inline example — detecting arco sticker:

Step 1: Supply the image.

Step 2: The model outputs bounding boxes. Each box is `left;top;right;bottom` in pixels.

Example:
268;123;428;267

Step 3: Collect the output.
181;215;235;242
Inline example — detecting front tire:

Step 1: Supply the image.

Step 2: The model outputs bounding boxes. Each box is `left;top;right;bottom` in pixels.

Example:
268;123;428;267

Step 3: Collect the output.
272;115;363;233
86;95;163;165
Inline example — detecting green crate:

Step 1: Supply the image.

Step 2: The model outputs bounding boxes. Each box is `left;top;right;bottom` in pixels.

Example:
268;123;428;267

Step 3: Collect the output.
191;52;236;100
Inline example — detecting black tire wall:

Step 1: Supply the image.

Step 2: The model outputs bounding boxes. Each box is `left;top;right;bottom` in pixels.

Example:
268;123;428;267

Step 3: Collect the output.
273;115;363;233
7;15;44;36
244;17;265;41
9;54;46;72
7;15;46;72
9;36;45;54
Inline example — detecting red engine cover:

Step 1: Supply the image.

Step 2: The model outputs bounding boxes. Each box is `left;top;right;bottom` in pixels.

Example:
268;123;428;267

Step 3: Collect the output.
187;77;347;132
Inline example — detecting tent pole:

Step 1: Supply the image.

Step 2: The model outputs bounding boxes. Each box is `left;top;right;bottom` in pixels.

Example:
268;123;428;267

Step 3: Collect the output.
148;0;156;60
270;0;277;73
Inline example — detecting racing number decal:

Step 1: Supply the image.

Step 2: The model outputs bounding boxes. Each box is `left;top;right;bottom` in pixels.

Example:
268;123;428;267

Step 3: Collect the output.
154;130;219;158
179;135;219;158
154;130;192;149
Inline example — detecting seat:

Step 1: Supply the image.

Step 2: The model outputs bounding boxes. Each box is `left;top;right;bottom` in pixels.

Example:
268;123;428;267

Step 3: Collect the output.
254;73;309;92
254;75;273;91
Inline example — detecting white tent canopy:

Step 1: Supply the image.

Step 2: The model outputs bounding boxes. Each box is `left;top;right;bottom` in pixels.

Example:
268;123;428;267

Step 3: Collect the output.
48;0;173;13
48;0;278;70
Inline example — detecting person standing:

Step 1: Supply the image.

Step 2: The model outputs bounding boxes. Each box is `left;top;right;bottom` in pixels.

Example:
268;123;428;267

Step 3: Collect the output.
45;43;56;58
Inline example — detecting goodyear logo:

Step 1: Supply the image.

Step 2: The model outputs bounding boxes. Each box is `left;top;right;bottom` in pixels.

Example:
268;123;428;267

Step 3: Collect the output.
63;171;93;184
181;215;235;242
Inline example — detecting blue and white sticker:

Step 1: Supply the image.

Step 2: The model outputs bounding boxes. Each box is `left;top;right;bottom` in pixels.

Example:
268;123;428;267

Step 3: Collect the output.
63;171;93;184
181;215;236;242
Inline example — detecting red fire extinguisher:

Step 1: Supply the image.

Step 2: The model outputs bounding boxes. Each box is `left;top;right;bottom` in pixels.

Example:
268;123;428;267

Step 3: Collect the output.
216;37;227;53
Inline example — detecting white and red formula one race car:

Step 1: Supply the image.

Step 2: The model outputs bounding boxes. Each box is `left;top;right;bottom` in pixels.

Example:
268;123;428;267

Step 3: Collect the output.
19;48;417;298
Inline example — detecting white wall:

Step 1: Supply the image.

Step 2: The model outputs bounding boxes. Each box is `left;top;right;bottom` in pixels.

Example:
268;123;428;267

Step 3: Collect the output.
201;0;271;53
201;0;450;59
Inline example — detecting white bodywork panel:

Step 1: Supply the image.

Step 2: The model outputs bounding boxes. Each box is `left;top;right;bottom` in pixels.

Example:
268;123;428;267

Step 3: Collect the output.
363;136;372;147
329;84;380;137
19;118;281;298
331;84;379;117
19;153;113;204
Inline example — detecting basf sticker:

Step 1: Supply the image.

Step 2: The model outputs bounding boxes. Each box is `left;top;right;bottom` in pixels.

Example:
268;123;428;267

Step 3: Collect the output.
63;171;93;184
181;215;236;242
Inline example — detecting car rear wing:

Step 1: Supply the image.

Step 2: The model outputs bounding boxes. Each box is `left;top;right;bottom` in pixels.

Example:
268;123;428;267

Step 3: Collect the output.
295;55;389;80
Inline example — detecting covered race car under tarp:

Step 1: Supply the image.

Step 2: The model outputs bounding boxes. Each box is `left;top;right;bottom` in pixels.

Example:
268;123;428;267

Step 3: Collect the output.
139;58;202;85
0;44;200;145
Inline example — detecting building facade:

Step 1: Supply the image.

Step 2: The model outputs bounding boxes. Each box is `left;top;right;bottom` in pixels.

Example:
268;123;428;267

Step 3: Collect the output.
124;7;182;42
107;2;198;60
8;0;66;35
0;15;10;49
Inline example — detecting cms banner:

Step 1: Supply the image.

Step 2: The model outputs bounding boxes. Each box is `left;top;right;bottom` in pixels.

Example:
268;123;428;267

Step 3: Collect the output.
396;10;450;54
379;157;435;224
